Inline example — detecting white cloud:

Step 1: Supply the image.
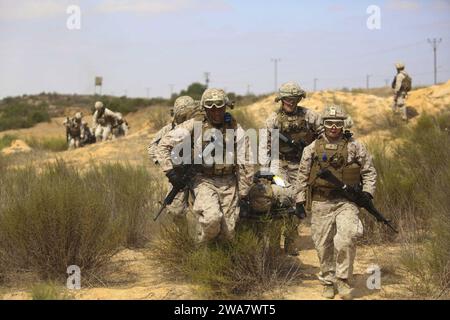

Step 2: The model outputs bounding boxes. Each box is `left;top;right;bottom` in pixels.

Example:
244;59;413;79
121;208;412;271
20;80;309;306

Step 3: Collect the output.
386;0;421;11
95;0;232;15
0;0;70;20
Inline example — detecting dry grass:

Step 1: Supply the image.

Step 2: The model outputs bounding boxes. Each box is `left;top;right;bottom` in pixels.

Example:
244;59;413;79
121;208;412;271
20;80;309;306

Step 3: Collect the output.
152;220;300;298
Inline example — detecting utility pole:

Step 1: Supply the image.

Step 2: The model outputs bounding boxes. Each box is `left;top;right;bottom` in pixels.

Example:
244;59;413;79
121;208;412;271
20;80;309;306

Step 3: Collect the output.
169;84;174;98
428;38;442;85
313;78;318;92
146;87;151;99
246;84;251;95
385;79;389;87
366;74;372;89
204;72;210;88
271;58;281;92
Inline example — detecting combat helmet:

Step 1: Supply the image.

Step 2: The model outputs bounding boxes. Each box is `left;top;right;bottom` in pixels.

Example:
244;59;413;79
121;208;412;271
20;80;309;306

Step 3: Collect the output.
275;81;306;102
321;105;348;120
173;96;197;124
200;88;229;109
395;62;405;70
248;179;275;214
94;101;104;110
74;112;83;120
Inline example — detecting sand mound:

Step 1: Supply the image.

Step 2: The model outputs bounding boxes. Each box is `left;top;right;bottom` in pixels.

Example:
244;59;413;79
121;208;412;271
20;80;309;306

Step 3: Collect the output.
1;139;32;155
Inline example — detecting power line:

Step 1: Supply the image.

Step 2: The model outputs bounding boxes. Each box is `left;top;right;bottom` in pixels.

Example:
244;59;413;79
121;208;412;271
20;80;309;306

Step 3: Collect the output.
428;38;442;85
270;58;281;93
204;72;210;88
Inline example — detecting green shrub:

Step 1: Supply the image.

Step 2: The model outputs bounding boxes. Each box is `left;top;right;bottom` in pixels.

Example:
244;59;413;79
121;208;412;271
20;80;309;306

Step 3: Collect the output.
0;161;164;281
0;134;17;150
152;220;299;298
31;282;72;300
0;102;50;131
368;113;450;297
25;137;68;152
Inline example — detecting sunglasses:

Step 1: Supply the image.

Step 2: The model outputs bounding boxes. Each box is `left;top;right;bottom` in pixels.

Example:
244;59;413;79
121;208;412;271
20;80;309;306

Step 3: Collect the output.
204;100;226;109
324;120;345;129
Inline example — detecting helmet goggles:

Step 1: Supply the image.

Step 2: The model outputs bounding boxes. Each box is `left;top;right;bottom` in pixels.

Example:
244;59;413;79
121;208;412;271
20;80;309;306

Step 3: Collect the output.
204;99;226;109
324;119;345;129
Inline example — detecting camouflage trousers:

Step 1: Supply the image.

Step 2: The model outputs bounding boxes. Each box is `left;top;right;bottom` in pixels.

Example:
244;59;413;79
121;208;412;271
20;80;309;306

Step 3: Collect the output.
270;159;301;254
392;91;407;120
68;136;81;149
94;124;112;141
165;189;190;227
311;199;363;285
191;174;240;243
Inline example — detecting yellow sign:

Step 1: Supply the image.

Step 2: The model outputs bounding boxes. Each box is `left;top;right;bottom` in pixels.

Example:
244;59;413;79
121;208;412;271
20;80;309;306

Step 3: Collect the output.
95;77;103;86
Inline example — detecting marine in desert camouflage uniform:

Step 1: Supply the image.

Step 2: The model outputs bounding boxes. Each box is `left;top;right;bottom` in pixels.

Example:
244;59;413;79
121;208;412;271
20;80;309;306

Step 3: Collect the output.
391;62;411;121
63;112;87;149
148;96;203;222
263;81;322;255
157;89;255;243
92;101;123;142
296;105;377;299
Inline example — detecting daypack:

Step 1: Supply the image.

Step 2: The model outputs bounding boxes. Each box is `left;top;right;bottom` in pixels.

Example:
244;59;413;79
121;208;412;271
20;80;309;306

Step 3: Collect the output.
401;72;412;92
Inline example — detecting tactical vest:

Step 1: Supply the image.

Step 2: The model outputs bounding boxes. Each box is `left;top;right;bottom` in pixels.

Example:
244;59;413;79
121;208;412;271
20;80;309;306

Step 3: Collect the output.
68;119;81;137
97;110;114;126
198;114;238;177
309;136;361;201
276;107;315;159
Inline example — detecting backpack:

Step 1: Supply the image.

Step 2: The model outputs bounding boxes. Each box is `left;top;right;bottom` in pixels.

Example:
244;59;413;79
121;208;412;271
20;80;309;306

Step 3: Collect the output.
401;72;412;92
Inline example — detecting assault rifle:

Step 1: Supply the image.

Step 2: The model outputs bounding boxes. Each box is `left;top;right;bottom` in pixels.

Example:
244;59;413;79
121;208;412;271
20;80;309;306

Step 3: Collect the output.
153;166;195;222
278;132;308;154
316;168;398;233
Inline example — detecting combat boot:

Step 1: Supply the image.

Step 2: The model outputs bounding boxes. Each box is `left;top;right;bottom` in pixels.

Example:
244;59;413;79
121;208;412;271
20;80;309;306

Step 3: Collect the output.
336;278;353;300
322;284;335;299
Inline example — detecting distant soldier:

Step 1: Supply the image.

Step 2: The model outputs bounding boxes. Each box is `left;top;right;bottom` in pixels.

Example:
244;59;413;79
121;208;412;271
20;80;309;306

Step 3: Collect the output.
391;62;412;121
92;101;123;142
262;81;322;256
296;105;377;300
148;96;203;224
112;112;129;139
157;89;255;243
63;112;86;149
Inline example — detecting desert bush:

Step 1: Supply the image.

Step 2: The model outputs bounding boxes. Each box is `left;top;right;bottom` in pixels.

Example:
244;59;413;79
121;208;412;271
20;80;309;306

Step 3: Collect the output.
368;113;450;297
0;134;17;150
0;161;164;281
148;106;171;130
152;220;300;298
31;282;72;300
0;101;50;131
25;137;68;152
84;163;165;247
231;107;261;130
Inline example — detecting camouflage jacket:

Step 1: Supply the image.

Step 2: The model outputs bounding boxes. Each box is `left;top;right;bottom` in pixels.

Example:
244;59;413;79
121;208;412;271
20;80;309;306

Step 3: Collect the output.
296;133;377;203
157;117;256;198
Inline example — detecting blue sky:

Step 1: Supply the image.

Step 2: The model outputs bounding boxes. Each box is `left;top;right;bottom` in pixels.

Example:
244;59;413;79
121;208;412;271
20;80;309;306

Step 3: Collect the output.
1;0;449;98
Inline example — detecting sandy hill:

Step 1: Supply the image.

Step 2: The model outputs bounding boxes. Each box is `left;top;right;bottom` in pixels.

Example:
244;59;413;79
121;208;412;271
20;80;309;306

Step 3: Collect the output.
1;81;449;168
242;80;450;143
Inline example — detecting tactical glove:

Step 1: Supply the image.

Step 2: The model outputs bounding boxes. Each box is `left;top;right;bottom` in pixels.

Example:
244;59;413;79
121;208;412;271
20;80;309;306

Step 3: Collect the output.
166;169;184;189
295;202;307;220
